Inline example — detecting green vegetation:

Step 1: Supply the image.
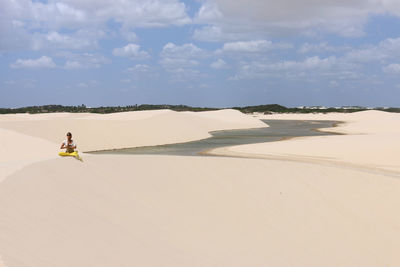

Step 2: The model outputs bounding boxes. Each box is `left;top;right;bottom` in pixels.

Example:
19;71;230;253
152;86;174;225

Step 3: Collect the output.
232;104;370;114
0;104;217;114
0;104;399;115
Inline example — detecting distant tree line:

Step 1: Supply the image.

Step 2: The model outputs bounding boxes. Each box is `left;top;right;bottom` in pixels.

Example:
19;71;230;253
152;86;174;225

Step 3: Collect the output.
0;104;217;114
232;104;372;114
233;104;400;114
0;104;399;114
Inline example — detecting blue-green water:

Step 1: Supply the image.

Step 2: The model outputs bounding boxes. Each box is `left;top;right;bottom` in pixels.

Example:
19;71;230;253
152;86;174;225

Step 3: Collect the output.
88;120;340;156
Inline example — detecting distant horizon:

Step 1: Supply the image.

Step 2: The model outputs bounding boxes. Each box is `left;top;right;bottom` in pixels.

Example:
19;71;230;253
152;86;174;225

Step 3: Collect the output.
3;102;399;110
1;103;398;110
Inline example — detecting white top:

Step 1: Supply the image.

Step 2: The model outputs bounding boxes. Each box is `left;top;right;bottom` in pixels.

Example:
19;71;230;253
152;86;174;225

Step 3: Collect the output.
63;140;76;152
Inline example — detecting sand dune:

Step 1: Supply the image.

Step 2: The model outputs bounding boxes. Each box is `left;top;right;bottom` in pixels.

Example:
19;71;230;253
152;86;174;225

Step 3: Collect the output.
0;109;265;153
256;110;400;135
0;128;57;183
0;109;265;182
1;109;400;266
210;110;400;174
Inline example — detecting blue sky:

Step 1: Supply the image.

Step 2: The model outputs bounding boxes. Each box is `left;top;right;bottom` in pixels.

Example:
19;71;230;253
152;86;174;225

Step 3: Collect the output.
1;0;400;108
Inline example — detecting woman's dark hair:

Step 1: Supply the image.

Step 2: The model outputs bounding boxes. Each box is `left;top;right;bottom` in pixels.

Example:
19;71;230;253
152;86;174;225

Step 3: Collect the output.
66;132;72;137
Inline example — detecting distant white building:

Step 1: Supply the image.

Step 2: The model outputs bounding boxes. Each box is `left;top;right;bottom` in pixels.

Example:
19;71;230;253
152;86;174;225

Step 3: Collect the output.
308;106;328;109
341;106;364;110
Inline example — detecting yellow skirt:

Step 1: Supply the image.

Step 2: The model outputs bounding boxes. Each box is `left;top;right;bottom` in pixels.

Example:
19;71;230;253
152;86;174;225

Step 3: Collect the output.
59;151;82;160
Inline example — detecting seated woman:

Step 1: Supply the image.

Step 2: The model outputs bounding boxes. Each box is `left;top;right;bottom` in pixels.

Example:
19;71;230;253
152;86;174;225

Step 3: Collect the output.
59;132;82;160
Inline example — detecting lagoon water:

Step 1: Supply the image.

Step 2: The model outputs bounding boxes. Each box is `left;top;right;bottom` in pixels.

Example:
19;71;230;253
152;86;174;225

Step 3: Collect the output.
89;120;340;157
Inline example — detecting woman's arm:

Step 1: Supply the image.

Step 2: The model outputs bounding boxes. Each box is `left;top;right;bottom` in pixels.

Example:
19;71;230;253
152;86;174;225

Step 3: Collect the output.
60;142;66;149
71;142;77;149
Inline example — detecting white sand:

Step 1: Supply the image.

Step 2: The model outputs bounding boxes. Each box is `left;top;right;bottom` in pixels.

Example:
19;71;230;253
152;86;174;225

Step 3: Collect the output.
0;109;265;182
1;109;400;266
0;128;57;183
210;110;400;174
0;109;266;153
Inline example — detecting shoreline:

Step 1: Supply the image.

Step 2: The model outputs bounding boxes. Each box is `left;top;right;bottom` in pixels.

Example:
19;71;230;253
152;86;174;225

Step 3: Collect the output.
201;119;355;168
206;111;400;175
87;120;339;156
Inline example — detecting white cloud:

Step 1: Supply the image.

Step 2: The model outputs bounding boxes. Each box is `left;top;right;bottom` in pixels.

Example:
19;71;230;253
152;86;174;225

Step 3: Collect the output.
344;37;400;63
283;56;337;70
1;0;191;52
344;46;384;63
161;43;206;58
46;31;89;49
299;42;351;54
63;52;110;69
112;44;150;59
125;64;157;80
210;59;227;69
264;56;336;72
196;1;223;22
160;43;206;69
63;0;191;28
193;25;261;42
159;43;208;81
1;1;87;34
379;37;400;54
228;55;358;81
193;26;223;42
11;56;56;69
194;0;400;41
10;0;190;29
126;64;151;73
119;28;138;42
221;40;272;53
31;30;102;50
160;57;199;68
0;13;31;51
383;64;400;74
217;40;292;55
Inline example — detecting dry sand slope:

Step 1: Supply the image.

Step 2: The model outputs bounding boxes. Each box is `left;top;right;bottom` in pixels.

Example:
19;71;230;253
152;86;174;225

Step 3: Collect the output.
0;109;400;267
0;109;265;182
